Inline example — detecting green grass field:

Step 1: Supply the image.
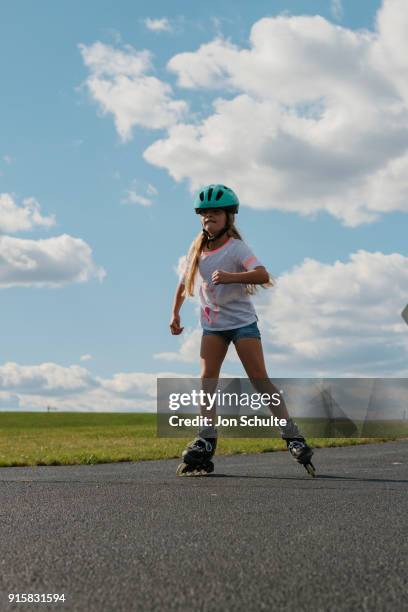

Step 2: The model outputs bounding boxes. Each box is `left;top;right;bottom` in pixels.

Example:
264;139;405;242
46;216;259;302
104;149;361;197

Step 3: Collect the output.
0;412;396;468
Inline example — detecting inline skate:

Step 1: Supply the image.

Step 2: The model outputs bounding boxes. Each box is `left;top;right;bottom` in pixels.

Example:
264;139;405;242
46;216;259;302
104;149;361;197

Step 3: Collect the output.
176;429;217;476
281;418;316;477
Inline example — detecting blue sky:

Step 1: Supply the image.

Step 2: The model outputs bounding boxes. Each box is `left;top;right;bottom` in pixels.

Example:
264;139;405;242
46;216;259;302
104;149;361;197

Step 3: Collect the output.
1;0;408;411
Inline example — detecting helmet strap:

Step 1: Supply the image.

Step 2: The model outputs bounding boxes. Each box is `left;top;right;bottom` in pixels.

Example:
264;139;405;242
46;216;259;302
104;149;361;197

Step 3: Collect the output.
202;225;229;248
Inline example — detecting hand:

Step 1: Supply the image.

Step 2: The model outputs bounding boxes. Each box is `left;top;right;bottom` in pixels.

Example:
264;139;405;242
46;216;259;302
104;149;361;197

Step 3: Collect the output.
211;269;232;285
170;314;184;335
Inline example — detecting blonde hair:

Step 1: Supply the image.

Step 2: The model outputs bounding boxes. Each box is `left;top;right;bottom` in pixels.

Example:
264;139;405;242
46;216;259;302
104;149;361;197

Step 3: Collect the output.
183;212;274;297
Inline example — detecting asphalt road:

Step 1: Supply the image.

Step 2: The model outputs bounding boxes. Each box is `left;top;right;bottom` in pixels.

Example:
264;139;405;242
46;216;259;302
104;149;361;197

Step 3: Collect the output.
0;442;407;612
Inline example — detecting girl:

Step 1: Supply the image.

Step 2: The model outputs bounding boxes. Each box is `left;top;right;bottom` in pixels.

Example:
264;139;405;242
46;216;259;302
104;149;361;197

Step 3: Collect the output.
170;184;315;476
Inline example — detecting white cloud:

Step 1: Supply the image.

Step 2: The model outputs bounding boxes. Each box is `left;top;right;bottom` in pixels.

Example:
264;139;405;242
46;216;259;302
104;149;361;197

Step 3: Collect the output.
80;41;152;77
122;181;159;206
0;362;95;394
100;371;159;397
0;391;13;403
258;250;408;376
79;41;187;141
0;193;56;233
0;234;106;288
79;2;408;227
174;252;189;282
144;17;172;32
141;2;408;226
154;324;250;368
122;190;153;207
154;328;202;362
158;249;408;376
372;0;408;102
0;194;104;289
330;0;343;21
3;155;13;165
0;362;191;412
80;354;93;362
167;37;239;90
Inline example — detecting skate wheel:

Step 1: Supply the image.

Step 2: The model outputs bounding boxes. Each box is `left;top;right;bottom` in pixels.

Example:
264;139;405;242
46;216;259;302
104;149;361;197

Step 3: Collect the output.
304;462;316;477
176;461;214;477
195;462;214;476
203;461;214;474
176;462;191;476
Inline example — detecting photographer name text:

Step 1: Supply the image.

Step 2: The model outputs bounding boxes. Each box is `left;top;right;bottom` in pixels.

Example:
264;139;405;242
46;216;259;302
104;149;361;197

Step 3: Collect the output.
168;415;287;427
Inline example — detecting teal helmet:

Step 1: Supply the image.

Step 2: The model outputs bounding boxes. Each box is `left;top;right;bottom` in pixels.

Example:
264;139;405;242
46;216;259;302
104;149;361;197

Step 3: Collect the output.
194;184;239;214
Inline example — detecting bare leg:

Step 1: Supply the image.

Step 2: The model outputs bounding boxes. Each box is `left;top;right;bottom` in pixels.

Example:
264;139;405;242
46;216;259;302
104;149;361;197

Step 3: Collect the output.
234;338;315;474
234;337;290;420
199;334;229;428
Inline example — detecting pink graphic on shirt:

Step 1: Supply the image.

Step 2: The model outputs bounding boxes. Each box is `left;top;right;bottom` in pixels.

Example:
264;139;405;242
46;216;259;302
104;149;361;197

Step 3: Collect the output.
200;281;219;326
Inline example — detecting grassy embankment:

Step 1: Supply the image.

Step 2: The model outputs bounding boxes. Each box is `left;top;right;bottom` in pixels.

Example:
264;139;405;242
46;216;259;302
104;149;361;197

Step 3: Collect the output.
0;412;397;467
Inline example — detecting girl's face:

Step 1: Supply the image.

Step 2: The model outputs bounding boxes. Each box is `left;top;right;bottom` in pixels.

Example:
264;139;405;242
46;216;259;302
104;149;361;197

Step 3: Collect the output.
199;208;227;235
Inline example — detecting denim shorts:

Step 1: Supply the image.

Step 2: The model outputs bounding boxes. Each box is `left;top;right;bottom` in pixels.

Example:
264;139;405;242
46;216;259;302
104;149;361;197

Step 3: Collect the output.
202;320;261;345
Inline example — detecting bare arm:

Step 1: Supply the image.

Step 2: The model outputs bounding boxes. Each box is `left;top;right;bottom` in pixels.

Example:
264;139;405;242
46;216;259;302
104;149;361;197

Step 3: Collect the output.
212;266;270;286
170;282;185;335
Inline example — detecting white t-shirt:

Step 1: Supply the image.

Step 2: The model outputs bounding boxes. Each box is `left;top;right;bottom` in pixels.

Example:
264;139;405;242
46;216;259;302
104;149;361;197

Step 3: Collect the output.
181;237;264;330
